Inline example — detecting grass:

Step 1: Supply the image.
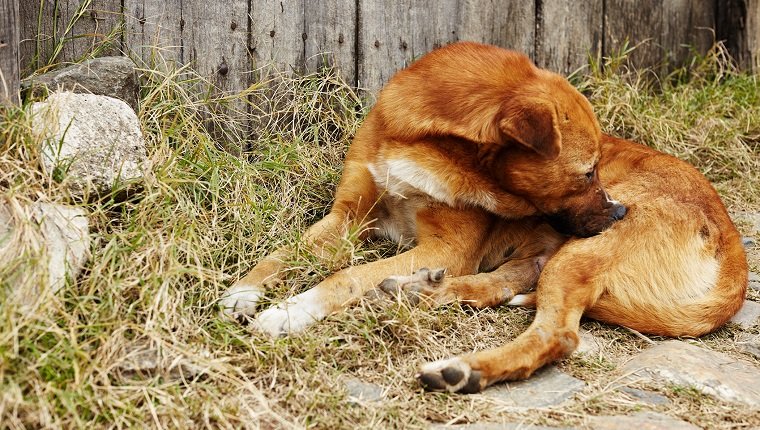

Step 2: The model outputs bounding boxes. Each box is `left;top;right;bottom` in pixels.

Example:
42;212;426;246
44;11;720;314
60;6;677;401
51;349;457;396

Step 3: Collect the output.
1;43;759;429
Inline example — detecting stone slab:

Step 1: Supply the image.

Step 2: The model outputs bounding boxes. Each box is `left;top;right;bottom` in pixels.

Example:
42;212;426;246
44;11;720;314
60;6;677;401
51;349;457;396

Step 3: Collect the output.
749;272;759;292
431;423;573;430
587;412;699;430
730;300;760;328
343;377;385;402
480;366;585;408
621;340;760;406
736;333;760;359
618;387;671;405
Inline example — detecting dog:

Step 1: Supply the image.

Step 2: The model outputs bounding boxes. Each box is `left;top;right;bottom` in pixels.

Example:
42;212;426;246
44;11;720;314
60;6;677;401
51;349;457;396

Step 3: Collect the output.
220;41;748;393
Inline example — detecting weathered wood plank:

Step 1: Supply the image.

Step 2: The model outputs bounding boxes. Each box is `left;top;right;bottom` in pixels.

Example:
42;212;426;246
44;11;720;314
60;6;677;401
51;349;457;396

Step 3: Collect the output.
604;0;663;70
124;0;183;66
537;0;603;76
750;0;760;70
358;0;535;95
718;0;760;71
304;1;356;85
250;0;304;75
456;0;534;58
19;0;121;74
357;0;459;93
1;0;20;104
62;0;122;63
184;0;249;94
19;0;57;72
662;0;715;69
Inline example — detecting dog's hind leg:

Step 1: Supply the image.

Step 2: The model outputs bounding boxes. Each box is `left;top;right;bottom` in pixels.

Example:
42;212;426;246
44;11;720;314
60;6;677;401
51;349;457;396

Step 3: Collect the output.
416;242;603;393
220;161;380;318
379;257;543;309
378;221;564;309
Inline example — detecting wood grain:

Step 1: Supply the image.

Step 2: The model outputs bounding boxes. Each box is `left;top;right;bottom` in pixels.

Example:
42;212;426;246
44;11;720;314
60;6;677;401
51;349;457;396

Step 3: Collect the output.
250;0;303;76
20;0;121;74
537;0;603;76
662;0;714;69
604;0;663;70
718;0;760;71
1;0;20;103
304;0;356;85
124;0;183;65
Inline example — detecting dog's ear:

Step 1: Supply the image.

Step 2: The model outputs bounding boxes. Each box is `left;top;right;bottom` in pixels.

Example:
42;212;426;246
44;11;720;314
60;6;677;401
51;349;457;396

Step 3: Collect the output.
498;97;562;160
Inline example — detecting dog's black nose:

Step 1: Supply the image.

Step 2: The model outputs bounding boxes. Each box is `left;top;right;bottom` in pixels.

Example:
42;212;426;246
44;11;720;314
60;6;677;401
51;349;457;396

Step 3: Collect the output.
611;203;627;221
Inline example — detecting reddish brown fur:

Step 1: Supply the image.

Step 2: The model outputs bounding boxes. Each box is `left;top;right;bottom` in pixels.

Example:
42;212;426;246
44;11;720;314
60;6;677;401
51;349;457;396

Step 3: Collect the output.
225;42;747;392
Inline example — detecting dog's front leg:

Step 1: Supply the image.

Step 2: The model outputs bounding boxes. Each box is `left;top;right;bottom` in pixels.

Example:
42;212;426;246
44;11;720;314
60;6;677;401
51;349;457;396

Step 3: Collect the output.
220;162;380;319
253;239;481;337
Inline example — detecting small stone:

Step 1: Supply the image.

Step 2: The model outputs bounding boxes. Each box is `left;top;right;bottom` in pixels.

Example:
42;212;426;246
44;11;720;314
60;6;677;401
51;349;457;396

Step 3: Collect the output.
117;341;211;381
618;387;671;405
736;333;760;359
622;340;760;406
587;412;698;430
742;236;756;248
430;423;573;430
343;377;385;402
749;272;760;292
22;56;140;110
729;300;760;329
0;201;90;307
480;366;585;407
32;92;147;197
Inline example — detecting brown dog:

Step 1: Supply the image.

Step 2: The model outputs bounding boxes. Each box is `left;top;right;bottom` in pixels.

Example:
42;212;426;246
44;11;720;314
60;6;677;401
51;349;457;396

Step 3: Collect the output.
220;42;747;393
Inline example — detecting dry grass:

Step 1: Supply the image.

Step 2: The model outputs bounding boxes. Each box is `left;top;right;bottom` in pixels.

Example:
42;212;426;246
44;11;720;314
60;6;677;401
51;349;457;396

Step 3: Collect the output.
1;44;759;429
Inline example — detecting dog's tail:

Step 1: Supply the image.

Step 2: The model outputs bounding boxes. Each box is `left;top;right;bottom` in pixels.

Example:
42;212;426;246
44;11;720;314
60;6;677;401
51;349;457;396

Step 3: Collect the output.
675;231;748;336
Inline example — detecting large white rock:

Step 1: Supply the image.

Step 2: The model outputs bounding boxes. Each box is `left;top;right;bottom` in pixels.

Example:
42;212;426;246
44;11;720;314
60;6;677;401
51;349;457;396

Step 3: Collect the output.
32;92;147;196
0;200;90;306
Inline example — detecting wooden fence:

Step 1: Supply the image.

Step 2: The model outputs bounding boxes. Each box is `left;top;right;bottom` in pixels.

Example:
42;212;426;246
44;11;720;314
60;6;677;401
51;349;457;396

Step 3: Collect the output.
2;0;760;103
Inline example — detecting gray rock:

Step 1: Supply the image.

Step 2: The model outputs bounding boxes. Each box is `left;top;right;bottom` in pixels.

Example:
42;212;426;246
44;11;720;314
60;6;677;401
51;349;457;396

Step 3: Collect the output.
618;387;671;405
621;340;760;406
32;92;147;197
729;300;760;328
0;201;90;306
736;333;760;359
587;412;698;430
343;377;385;402
22;56;140;110
117;341;212;381
742;236;756;248
430;423;573;430
749;272;759;292
480;366;585;408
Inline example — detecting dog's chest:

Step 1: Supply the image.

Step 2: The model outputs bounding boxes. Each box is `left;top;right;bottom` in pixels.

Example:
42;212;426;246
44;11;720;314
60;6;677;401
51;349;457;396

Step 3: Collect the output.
365;159;452;245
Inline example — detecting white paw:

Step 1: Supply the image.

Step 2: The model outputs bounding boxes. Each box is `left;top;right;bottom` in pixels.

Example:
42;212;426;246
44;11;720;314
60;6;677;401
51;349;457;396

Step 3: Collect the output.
219;282;265;318
417;357;484;393
254;289;326;337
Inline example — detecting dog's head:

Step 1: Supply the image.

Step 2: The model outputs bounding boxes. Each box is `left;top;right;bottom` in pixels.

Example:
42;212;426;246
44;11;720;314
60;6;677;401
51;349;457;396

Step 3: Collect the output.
491;76;626;237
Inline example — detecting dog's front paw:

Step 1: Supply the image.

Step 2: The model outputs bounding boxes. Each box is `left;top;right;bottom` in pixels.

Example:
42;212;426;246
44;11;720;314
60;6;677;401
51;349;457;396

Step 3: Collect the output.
253;289;326;337
378;268;448;306
417;357;485;394
219;284;265;319
220;276;283;320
